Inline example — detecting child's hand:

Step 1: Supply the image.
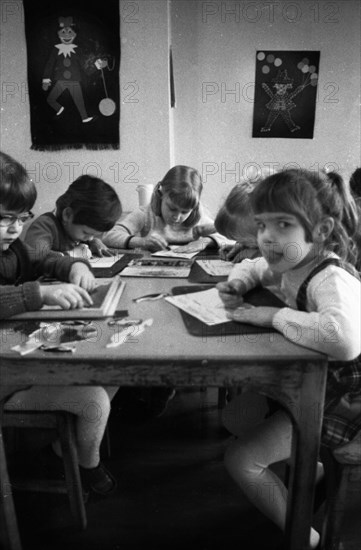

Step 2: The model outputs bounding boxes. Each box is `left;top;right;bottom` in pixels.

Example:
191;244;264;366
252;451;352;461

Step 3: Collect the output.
173;238;212;254
40;283;93;310
192;224;215;240
69;263;96;292
88;238;113;257
216;279;246;309
143;234;169;252
220;242;259;263
68;244;92;260
227;306;280;327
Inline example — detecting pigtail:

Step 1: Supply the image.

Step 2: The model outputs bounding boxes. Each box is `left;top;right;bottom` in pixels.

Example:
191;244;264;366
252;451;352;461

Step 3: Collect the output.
150;181;163;216
326;171;359;266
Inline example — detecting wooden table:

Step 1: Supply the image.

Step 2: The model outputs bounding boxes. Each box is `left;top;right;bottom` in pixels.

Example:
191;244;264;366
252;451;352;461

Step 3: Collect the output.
0;277;328;550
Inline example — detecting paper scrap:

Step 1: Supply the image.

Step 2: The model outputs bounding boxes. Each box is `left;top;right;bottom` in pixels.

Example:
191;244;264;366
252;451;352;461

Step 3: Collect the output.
195;259;234;277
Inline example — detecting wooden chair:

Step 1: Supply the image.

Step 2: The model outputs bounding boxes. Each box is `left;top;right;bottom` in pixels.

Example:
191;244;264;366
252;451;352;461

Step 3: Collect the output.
321;429;361;550
3;410;87;531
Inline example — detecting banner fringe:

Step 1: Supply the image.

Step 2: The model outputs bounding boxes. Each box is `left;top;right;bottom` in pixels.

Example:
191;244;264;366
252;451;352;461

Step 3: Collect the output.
30;143;119;151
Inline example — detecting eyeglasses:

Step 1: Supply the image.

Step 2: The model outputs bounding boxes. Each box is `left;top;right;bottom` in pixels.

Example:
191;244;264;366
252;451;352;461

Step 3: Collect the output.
0;212;34;227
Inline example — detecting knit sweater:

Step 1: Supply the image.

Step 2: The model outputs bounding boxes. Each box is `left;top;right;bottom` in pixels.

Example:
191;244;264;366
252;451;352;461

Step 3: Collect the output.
24;212;79;256
103;205;230;249
228;253;361;361
0;239;87;320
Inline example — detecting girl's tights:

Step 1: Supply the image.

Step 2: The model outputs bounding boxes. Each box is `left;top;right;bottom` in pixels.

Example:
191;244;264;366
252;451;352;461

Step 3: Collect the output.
224;409;322;549
5;385;118;468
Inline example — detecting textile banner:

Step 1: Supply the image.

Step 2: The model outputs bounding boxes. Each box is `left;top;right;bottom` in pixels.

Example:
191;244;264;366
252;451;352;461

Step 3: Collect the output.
23;0;120;150
252;51;320;139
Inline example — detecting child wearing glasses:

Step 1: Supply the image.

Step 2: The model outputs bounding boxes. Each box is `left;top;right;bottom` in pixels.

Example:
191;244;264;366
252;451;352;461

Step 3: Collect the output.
0;150;117;496
25;175;122;259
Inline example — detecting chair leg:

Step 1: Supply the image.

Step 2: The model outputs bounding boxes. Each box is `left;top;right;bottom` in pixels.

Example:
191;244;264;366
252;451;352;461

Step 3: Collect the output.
57;414;87;530
321;452;347;550
0;421;23;550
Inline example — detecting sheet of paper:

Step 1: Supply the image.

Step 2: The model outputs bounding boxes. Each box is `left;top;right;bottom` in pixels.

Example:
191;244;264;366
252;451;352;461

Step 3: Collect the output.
89;254;124;268
165;287;232;325
151;246;199;260
195;259;234;277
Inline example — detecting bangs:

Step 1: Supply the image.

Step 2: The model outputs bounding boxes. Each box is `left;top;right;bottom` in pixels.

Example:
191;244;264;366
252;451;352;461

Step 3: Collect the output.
252;172;316;223
0;151;37;212
1;179;37;212
251;171;321;241
168;182;199;211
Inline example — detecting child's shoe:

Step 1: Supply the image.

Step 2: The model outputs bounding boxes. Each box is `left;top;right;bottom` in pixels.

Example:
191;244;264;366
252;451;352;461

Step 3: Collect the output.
79;462;117;496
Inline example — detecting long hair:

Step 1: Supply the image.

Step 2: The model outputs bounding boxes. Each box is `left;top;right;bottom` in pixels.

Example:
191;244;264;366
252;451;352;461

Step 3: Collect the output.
151;165;203;228
0;151;37;212
56;175;122;232
251;169;359;265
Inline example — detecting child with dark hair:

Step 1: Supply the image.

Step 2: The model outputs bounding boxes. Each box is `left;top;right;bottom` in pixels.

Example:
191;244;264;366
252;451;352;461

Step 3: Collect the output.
215;180;260;263
349;167;361;201
25;175;122;259
217;168;361;548
1;151;117;496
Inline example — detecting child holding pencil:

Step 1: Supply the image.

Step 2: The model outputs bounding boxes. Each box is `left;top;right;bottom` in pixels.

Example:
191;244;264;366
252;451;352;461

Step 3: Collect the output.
217;168;361;548
103;165;227;253
25;174;122;259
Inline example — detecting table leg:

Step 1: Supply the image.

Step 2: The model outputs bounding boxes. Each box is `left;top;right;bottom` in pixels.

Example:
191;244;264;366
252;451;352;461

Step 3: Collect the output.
284;362;326;550
0;408;23;550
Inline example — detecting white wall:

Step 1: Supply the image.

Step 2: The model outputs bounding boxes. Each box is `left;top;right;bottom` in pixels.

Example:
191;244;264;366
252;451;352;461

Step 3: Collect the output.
0;0;360;218
171;0;361;213
0;0;171;216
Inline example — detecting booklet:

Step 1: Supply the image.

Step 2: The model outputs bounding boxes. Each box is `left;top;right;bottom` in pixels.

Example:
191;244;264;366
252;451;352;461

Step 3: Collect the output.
121;257;192;278
151;246;199;260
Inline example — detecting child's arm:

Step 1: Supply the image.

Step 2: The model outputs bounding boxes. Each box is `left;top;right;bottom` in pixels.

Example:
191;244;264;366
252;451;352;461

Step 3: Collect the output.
68;262;96;292
217;257;271;309
28;242;96;293
24;214;61;258
273;268;361;361
192;223;216;240
102;209;147;249
0;281;92;319
39;283;93;310
219;242;260;263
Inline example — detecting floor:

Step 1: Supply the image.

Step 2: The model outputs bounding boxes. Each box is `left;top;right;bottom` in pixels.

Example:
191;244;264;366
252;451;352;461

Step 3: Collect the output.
5;388;360;550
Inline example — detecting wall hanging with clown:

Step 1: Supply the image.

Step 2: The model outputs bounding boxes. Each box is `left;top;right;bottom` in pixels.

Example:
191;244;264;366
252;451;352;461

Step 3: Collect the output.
252;51;320;139
23;0;120;150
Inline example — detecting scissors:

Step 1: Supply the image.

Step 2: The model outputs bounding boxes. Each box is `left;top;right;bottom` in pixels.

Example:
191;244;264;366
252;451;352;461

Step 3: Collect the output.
39;344;76;353
108;318;143;327
132;293;170;304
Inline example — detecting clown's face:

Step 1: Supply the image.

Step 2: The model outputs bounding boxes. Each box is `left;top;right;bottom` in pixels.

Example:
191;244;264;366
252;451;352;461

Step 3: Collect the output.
274;83;292;95
58;26;76;44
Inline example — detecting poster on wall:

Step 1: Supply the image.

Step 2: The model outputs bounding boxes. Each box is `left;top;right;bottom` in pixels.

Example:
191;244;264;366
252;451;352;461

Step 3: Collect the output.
23;0;120;150
252;51;320;139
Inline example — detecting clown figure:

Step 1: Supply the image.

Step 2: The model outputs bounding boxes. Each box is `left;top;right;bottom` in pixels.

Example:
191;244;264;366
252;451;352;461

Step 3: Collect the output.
261;70;305;133
42;16;93;123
